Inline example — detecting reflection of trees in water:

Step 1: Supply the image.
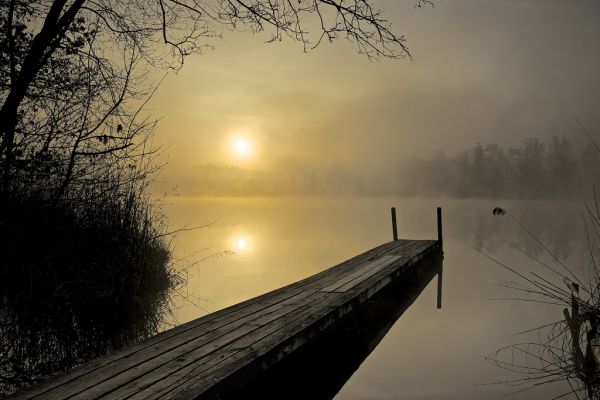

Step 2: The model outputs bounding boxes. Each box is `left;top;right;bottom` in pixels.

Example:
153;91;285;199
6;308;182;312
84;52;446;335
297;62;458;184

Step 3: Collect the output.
453;201;580;260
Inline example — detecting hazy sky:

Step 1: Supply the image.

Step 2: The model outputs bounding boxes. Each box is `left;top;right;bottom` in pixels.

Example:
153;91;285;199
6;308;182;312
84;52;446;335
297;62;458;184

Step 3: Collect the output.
149;0;600;195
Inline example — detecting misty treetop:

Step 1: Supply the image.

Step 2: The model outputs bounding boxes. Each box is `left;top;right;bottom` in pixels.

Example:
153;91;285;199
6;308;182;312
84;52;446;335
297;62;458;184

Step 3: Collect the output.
400;136;596;199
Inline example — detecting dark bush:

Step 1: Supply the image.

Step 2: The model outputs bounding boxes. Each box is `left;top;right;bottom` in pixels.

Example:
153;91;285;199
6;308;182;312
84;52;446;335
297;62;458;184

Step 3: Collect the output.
0;182;180;396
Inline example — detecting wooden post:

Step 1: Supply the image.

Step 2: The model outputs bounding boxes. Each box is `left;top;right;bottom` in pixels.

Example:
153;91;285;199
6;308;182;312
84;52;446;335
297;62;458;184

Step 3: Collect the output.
436;207;443;309
391;207;398;241
564;278;587;372
437;265;443;309
437;207;443;250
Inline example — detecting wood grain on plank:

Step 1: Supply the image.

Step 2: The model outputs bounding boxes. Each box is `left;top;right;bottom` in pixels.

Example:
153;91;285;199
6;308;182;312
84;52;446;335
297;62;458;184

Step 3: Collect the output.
147;242;439;400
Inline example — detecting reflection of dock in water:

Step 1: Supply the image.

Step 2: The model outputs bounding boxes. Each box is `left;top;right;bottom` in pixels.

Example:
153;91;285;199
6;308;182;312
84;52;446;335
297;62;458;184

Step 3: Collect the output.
10;208;444;400
228;246;443;400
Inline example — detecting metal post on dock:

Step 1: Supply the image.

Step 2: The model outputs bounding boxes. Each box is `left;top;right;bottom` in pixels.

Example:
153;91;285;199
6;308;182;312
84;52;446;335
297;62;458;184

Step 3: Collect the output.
391;207;398;241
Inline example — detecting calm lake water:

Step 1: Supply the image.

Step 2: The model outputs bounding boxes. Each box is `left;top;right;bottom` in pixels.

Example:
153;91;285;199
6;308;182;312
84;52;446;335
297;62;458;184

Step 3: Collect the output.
162;197;583;400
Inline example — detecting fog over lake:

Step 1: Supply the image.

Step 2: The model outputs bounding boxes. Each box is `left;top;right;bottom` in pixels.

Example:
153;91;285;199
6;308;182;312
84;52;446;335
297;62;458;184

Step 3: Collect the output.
3;0;599;397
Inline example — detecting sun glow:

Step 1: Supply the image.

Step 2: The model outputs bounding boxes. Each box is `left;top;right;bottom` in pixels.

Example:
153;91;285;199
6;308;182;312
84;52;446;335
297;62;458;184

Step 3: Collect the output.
231;234;252;252
236;238;248;250
231;136;253;159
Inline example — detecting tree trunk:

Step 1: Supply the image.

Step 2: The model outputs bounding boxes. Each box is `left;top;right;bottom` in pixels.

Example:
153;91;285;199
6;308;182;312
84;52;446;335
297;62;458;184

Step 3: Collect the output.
0;0;85;193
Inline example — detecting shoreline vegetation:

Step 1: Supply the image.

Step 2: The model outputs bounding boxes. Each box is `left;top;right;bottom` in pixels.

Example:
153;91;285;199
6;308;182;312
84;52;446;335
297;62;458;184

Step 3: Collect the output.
0;172;182;396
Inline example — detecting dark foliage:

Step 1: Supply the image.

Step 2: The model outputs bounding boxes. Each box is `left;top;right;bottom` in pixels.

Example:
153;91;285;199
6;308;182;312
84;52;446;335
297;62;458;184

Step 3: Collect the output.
0;183;180;396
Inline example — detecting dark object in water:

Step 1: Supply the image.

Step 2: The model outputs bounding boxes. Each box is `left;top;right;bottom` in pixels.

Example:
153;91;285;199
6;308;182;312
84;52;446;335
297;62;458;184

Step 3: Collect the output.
492;207;506;216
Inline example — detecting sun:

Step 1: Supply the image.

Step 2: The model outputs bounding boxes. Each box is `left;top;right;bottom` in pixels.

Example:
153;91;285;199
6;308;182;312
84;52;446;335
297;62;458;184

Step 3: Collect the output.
231;235;252;252
231;136;253;158
236;238;248;250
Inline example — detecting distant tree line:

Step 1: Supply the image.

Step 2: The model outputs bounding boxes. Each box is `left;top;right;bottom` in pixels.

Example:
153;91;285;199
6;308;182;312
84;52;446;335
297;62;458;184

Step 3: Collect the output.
156;136;598;199
399;136;600;199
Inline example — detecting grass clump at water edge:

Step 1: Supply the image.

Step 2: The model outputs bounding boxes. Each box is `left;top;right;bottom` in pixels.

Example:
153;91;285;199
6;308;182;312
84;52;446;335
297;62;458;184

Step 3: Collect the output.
0;181;183;396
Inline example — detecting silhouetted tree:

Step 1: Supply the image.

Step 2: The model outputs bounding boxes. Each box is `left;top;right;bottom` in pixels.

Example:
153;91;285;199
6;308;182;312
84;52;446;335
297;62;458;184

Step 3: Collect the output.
483;143;511;197
511;138;546;198
0;0;431;197
548;135;576;197
454;150;472;197
581;140;600;185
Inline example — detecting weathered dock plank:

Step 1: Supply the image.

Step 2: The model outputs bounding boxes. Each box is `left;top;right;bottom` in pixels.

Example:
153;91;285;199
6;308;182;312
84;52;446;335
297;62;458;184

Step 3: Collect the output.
10;234;442;400
14;240;401;398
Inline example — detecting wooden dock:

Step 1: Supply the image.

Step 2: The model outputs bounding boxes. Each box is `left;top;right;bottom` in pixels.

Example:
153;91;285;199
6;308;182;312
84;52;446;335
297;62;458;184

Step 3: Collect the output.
10;208;444;400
